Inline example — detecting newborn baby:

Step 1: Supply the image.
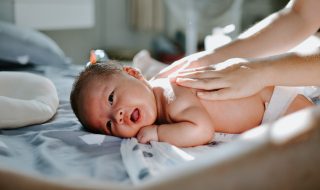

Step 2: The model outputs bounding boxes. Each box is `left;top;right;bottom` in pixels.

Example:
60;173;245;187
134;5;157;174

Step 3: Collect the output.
70;61;313;147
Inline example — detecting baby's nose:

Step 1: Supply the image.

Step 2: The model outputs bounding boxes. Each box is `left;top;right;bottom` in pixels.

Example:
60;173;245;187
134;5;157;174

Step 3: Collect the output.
115;109;124;124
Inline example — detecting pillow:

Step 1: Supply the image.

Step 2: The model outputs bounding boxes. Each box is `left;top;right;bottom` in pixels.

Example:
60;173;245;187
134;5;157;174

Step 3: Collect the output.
0;72;59;128
0;21;69;67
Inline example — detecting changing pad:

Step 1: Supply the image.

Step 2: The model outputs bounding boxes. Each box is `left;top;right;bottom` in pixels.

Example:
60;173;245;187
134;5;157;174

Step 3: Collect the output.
0;72;59;128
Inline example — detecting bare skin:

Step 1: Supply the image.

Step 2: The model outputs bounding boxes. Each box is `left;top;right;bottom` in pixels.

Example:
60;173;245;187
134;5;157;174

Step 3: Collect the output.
154;0;320;100
78;66;313;147
174;53;320;100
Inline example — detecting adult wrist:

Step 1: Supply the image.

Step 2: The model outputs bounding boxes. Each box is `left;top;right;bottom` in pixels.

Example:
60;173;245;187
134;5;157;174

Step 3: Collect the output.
211;48;230;64
258;60;276;87
198;50;228;67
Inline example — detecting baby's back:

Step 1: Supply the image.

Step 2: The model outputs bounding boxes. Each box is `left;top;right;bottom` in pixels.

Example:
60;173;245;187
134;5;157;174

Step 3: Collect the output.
170;82;268;133
200;93;266;133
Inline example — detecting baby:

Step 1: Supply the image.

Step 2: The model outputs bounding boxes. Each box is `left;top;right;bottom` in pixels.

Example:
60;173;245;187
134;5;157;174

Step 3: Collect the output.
70;61;313;147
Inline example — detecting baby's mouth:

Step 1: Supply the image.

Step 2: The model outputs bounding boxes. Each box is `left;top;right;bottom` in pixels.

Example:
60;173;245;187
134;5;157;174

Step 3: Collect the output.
130;108;140;123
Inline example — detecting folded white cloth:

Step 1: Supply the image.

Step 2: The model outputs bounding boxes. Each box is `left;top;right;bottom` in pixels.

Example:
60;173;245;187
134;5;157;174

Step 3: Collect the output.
0;72;59;128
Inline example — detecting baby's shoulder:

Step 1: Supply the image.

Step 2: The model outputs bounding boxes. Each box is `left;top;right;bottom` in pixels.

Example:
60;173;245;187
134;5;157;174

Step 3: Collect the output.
152;78;204;120
167;83;206;120
152;80;214;128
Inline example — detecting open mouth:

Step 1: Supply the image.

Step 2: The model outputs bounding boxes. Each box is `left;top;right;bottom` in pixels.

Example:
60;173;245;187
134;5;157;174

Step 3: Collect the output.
130;108;140;123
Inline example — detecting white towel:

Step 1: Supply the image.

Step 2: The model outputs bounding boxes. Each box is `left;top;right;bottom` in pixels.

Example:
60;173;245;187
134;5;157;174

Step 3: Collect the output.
121;138;195;184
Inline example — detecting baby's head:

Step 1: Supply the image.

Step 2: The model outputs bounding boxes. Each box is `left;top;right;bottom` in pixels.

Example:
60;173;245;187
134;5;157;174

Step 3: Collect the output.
70;61;157;138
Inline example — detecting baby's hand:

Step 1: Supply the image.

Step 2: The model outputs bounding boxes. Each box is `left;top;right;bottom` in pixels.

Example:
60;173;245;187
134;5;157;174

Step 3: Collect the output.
137;125;158;144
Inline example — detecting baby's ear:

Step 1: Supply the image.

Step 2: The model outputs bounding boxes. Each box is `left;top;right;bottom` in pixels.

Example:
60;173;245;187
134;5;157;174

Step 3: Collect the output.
123;66;144;80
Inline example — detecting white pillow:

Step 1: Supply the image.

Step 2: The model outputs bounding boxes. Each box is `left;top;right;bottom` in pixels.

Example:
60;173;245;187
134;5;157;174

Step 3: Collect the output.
0;72;59;128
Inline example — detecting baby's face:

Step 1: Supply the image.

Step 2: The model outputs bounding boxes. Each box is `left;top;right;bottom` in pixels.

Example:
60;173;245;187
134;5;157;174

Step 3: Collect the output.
79;69;157;138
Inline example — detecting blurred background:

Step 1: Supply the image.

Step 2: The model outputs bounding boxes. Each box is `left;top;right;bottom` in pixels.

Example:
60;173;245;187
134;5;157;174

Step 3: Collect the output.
0;0;289;65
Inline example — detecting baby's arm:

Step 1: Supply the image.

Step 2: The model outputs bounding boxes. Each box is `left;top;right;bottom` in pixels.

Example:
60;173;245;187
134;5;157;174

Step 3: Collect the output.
284;94;314;116
137;106;214;147
138;122;213;147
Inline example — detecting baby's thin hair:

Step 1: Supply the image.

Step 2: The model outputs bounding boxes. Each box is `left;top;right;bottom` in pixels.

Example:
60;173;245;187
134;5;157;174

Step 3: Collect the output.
70;61;123;131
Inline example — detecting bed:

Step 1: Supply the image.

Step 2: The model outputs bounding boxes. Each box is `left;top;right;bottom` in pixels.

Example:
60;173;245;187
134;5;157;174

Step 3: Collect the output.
0;21;320;190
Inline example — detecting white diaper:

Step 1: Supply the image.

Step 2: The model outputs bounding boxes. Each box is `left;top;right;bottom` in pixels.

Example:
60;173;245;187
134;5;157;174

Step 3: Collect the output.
262;86;299;124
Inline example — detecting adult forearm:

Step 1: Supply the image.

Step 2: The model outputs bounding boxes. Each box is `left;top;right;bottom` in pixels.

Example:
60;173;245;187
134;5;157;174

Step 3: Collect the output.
156;0;320;78
216;11;315;61
261;52;320;87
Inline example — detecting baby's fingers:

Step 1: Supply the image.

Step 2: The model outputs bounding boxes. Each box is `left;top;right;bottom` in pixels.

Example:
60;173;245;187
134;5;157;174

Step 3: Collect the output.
137;132;144;142
137;132;150;144
137;135;147;144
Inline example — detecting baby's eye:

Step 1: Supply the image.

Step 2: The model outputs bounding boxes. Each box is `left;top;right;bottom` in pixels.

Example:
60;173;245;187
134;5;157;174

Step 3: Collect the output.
106;120;113;135
108;91;114;105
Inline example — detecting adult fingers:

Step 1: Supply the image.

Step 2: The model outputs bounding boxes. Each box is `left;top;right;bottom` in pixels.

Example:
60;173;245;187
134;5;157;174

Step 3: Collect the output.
197;88;237;100
178;65;215;73
176;78;229;90
168;66;218;81
176;70;223;79
154;60;188;79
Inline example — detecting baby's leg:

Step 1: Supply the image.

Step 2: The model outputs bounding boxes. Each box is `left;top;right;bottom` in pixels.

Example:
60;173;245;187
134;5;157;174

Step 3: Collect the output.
284;94;314;116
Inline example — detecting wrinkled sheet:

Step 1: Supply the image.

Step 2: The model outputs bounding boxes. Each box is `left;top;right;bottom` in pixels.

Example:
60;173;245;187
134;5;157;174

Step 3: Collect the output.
0;65;130;185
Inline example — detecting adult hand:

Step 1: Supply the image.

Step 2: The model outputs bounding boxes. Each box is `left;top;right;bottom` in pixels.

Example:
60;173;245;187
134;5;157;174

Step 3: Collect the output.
174;58;267;100
153;51;218;79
